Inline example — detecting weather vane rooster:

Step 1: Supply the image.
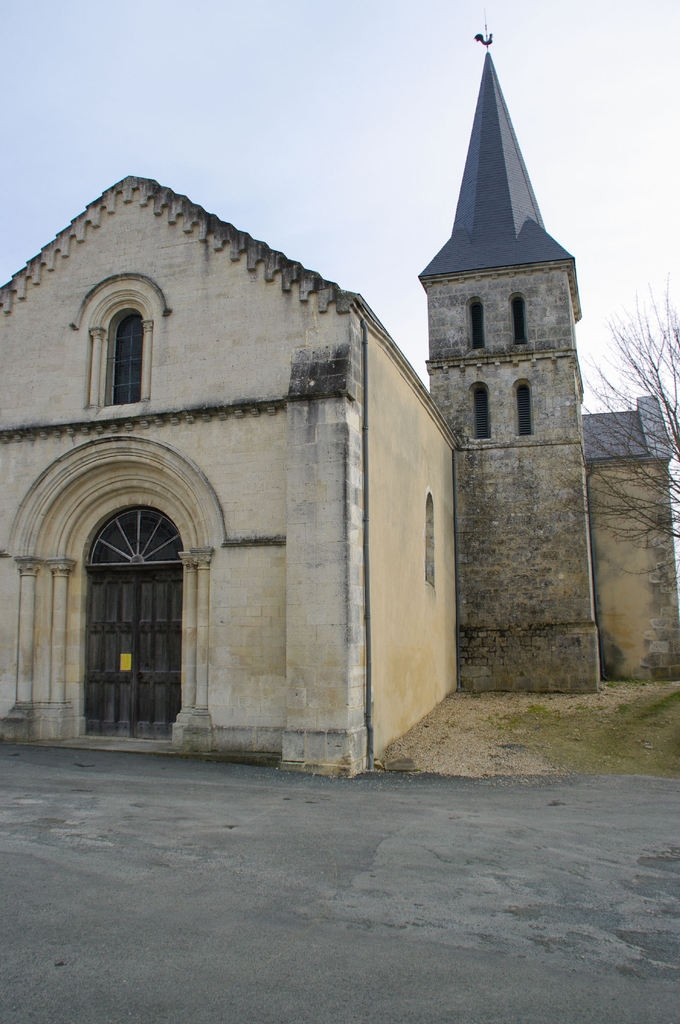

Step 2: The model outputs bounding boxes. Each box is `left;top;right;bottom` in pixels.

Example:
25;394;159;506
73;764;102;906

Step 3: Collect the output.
475;14;492;49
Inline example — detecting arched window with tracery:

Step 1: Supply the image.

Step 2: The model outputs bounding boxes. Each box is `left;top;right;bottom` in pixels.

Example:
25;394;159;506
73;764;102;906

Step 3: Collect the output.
77;274;166;409
89;507;182;565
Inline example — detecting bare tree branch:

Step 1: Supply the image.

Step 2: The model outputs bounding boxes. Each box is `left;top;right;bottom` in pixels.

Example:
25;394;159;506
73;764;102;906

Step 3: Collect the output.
585;287;680;543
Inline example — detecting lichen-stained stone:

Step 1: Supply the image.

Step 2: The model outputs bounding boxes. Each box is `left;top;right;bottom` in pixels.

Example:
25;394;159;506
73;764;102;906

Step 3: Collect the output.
424;261;601;692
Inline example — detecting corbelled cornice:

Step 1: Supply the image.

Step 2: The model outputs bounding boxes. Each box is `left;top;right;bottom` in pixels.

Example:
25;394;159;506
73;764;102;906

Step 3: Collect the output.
0;176;355;316
0;396;286;446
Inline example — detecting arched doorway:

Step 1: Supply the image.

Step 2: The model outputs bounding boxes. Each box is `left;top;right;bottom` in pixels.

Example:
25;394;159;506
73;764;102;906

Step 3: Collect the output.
85;507;183;738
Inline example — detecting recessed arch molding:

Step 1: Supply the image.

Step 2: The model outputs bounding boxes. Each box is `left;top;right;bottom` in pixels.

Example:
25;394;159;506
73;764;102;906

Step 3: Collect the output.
9;436;227;558
69;273;172;331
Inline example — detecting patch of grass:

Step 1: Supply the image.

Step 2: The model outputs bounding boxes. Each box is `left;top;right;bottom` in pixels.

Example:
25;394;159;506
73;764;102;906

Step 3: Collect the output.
635;690;680;719
497;703;561;732
501;682;680;777
496;714;519;731
605;678;654;689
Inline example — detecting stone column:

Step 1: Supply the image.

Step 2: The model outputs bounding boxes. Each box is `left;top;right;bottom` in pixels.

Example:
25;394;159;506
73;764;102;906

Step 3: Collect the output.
172;547;213;751
15;557;41;706
194;548;214;710
141;319;154;401
179;552;198;709
88;327;105;407
46;558;76;704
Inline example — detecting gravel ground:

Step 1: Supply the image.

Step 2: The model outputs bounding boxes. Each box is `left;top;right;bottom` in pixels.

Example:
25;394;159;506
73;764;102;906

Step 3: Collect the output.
379;683;676;777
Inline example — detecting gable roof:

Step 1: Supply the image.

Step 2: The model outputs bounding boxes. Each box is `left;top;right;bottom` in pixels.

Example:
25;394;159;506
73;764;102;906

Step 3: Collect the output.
0;177;355;316
421;54;574;280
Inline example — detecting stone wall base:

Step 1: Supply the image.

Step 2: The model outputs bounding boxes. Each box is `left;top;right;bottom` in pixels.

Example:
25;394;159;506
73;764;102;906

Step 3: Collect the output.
173;721;369;774
0;703;82;741
460;622;601;693
172;709;213;752
210;725;282;751
0;710;367;774
0;705;33;742
281;726;367;776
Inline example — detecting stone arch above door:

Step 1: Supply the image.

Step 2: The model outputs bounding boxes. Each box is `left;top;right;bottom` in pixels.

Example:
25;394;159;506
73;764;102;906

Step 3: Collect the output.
9;435;227;560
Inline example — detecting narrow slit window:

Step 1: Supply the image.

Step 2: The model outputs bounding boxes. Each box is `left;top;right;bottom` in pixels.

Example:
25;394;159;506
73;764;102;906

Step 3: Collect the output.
470;302;485;349
517;383;532;435
425;493;435;587
473;386;490;439
111;314;143;404
512;297;527;344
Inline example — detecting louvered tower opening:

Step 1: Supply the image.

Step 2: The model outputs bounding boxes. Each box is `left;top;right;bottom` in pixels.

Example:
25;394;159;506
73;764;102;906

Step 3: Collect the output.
473;386;490;438
517;384;532;435
470;302;485;348
512;297;527;343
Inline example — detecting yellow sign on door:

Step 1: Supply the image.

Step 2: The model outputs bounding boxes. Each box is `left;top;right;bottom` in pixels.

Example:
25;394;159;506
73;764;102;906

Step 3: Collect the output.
120;653;132;671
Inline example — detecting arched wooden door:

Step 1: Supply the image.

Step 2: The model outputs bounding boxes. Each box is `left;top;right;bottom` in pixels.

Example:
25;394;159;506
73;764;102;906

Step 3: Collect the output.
85;508;183;739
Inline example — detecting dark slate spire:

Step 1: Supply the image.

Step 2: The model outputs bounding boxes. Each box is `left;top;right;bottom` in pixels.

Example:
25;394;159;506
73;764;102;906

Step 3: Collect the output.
421;53;573;279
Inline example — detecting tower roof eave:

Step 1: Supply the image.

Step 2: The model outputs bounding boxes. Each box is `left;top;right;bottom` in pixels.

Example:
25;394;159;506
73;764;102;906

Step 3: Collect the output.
420;217;574;279
419;255;582;324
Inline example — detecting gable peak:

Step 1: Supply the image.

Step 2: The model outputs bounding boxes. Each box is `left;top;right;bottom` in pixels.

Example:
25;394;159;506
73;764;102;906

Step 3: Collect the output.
1;176;354;317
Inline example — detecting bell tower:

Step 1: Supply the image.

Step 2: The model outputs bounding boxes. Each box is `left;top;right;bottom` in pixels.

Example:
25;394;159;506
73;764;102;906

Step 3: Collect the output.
421;53;600;692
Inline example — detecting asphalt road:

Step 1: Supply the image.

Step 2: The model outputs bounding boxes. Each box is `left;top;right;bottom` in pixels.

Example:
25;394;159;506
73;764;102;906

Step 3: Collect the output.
1;744;678;1024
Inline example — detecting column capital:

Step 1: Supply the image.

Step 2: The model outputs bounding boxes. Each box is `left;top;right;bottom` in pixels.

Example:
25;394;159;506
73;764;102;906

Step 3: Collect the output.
89;325;106;340
179;551;198;570
15;556;42;576
191;546;214;569
46;557;76;577
142;319;154;331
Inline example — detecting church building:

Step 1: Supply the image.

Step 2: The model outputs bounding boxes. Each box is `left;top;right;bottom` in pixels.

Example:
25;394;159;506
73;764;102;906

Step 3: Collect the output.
1;54;678;773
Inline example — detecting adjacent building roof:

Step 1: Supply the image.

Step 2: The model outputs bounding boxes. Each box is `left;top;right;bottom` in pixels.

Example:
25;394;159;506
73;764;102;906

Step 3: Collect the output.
421;53;573;280
583;398;672;463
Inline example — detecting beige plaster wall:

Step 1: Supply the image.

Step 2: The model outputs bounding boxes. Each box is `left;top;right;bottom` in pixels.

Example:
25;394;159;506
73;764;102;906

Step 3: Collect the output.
588;462;680;680
366;328;457;755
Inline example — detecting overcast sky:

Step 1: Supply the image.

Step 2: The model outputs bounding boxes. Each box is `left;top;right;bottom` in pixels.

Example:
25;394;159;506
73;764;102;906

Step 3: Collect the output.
1;0;678;406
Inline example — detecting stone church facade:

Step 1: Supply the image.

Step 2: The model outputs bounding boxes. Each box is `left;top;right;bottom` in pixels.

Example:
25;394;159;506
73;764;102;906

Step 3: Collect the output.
1;55;677;772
